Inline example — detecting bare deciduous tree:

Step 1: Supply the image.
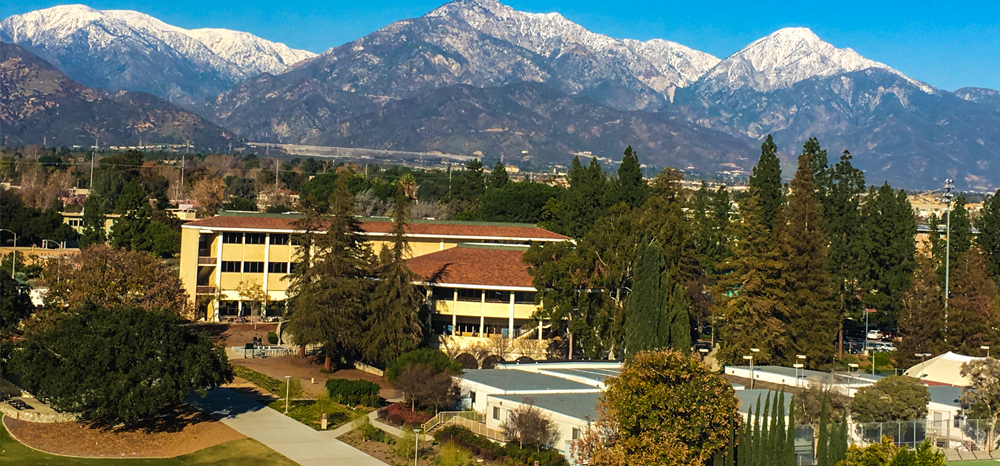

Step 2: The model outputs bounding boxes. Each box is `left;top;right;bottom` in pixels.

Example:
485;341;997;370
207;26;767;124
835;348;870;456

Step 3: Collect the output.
392;363;458;412
501;398;560;448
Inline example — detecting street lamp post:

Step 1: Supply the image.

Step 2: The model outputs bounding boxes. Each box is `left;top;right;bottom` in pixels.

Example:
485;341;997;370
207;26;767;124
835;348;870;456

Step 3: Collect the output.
0;229;16;278
916;352;931;365
284;375;292;414
941;179;955;322
982;346;991;358
848;363;859;394
413;428;421;466
745;348;760;389
795;355;806;387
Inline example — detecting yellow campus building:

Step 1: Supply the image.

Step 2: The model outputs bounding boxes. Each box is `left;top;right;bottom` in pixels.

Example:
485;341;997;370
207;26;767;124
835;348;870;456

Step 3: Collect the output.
178;211;569;350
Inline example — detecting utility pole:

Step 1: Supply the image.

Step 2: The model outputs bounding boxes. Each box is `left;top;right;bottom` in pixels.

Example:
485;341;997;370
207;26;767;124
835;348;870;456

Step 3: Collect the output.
89;152;95;190
941;179;955;328
180;155;186;201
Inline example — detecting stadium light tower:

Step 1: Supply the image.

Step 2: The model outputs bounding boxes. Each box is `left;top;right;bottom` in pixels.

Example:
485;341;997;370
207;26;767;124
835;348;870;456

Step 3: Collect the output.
941;179;955;324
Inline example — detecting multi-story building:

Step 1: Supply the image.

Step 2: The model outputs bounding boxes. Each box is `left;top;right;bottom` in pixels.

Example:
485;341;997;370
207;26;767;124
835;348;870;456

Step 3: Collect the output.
178;212;570;346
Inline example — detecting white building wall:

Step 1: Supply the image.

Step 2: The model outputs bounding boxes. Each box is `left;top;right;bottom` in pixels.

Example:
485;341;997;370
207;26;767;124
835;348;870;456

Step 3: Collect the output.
484;396;590;465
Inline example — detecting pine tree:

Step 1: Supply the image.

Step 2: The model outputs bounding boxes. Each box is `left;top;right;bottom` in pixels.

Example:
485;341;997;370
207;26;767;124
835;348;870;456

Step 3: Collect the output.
453;158;486;204
800;137;829;193
613;145;649;209
286;175;372;370
779;146;836;368
820;150;866;358
979;190;1000;282
860;184;917;327
364;188;425;366
748;135;783;231
708;185;734;276
949;193;973;258
946;246;999;354
713;195;788;366
560;157;607;239
489;161;510;189
80;194;107;248
625;242;663;356
896;257;945;367
108;180;153;252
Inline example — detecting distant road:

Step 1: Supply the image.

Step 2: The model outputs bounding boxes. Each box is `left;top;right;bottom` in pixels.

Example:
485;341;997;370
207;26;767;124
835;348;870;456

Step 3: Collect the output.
247;143;476;162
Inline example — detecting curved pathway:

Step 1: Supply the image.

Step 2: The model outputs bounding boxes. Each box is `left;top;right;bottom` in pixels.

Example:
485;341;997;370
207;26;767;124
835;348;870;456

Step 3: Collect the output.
187;388;384;466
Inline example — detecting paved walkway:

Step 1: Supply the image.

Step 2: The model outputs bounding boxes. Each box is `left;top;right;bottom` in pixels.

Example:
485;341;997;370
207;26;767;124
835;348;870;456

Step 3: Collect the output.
187;388;384;466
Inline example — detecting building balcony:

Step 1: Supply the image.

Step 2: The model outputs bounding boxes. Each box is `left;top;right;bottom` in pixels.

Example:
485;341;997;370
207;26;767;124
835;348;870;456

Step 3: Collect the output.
196;286;216;294
198;257;217;265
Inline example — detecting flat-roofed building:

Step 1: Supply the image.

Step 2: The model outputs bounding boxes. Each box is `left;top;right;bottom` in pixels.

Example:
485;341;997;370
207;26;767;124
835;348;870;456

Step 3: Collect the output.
177;211;569;322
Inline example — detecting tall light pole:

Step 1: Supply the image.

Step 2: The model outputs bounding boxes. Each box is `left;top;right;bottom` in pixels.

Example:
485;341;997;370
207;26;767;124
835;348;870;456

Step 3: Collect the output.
941;179;955;320
1;229;16;278
284;375;292;414
848;363;859;394
795;355;806;387
744;347;760;389
413;428;421;466
916;352;931;366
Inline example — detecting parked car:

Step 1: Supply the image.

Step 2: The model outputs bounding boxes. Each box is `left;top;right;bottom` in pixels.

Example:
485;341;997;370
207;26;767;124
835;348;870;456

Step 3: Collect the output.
867;330;883;340
868;342;895;353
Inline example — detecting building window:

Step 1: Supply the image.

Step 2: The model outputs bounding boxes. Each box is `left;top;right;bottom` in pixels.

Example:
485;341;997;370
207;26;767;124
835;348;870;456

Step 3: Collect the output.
514;291;537;304
268;262;288;274
432;287;454;301
245;233;266;244
222;232;243;244
493;407;500;420
572;428;581;440
270;234;289;245
485;290;509;303
221;261;240;272
68;219;81;227
457;289;482;302
244;261;265;273
219;301;239;316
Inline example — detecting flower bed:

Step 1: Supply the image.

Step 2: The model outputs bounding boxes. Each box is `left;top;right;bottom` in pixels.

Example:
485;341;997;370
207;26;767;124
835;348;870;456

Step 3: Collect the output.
376;403;433;428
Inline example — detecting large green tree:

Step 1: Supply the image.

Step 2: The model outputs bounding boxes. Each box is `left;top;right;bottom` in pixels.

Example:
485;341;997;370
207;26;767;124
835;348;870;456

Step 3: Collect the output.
576;350;738;466
946;246;999;354
9;305;232;425
364;188;424;366
286;175;372;371
748;135;783;231
896;257;946;368
713;195;788;366
959;358;1000;453
979;190;1000;283
558;157;608;239
625;242;663;356
0;273;32;337
850;375;930;422
452;158;486;205
476;182;562;223
610;145;649;209
109;180;154;252
79;194;107;248
489;161;510;189
860;183;917;327
778;146;836;368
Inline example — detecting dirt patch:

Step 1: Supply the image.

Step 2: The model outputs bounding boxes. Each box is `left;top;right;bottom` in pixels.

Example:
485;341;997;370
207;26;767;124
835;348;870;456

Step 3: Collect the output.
191;322;279;347
233;355;401;400
339;429;441;466
2;404;244;458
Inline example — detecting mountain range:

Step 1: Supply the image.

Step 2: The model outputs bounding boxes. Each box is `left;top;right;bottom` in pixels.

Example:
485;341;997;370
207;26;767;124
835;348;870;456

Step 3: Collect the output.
2;1;998;189
0;42;235;149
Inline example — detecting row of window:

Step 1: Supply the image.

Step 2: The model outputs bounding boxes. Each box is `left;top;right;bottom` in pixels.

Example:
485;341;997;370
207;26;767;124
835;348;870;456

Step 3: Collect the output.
430;287;536;304
220;261;292;274
218;300;286;316
221;232;291;245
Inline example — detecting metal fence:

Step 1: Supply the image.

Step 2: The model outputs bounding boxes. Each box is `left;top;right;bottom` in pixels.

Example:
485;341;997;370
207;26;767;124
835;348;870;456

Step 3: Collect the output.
848;419;996;452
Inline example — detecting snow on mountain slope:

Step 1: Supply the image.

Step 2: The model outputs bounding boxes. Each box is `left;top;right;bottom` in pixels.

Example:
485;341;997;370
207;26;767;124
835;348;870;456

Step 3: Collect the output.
0;4;314;104
427;0;719;94
694;27;934;95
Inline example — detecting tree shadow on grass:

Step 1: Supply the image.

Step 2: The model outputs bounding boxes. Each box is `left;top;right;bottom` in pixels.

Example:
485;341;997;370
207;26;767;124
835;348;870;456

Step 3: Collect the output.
85;402;221;434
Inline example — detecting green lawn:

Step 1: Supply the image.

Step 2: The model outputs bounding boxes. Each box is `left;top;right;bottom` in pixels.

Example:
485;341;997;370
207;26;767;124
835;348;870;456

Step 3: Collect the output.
0;422;297;466
266;398;363;431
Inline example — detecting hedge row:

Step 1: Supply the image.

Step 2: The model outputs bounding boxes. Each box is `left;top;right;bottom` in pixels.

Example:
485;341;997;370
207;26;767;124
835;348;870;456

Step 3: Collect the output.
232;365;305;398
325;378;381;407
433;425;568;466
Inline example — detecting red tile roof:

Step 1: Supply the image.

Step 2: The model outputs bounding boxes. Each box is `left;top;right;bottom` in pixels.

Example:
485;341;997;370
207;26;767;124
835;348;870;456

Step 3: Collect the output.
405;246;535;288
183;215;569;241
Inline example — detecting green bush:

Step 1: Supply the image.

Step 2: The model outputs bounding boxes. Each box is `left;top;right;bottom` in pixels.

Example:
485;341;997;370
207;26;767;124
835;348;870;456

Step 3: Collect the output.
232;365;305;398
434;442;473;466
326;378;381;407
267;331;278;345
387;348;463;382
433;425;567;466
396;428;415;458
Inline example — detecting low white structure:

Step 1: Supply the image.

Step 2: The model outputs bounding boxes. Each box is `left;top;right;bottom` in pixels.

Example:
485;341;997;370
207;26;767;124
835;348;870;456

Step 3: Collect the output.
724;365;880;396
903;352;983;387
485;392;599;461
458;368;601;414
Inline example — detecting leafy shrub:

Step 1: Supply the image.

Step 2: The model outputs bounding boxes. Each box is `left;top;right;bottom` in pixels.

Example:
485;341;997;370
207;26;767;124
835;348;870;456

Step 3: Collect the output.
387;348;463;382
326;378;381;407
433;425;568;466
376;402;433;428
434;441;474;466
396;427;415;458
267;331;278;344
353;414;387;442
233;365;305;398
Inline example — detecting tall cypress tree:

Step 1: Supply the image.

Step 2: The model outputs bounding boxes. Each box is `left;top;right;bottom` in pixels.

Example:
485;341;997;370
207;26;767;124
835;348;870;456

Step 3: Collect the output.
896;257;945;367
364;187;425;366
748;135;783;231
778;146;836;367
727;411;736;466
753;396;763;466
614;145;648;209
821;150;866;358
713;195;788;366
949;194;973;258
80;194;107;248
488;161;510;189
785;395;796;466
669;283;692;355
946;246;999;353
978;190;1000;282
861;183;917;327
708;185;734;276
817;397;829;466
287;175;372;370
625;242;663;356
761;393;772;465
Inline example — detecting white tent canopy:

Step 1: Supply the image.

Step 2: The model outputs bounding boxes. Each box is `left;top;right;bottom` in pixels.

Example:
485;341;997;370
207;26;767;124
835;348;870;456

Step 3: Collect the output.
903;352;984;387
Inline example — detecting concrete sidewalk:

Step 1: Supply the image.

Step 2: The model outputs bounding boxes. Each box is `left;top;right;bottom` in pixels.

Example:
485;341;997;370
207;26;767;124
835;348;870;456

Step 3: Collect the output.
187;388;384;466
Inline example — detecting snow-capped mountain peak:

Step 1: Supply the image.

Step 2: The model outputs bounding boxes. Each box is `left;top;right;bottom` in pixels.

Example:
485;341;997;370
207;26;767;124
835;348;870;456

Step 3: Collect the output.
185;28;316;76
696;27;934;94
427;0;720;92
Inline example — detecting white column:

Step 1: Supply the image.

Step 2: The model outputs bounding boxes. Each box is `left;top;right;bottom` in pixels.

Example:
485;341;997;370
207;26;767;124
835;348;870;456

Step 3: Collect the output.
452;289;458;334
262;233;271;298
213;234;223;321
508;291;515;340
480;290;485;340
538;299;543;341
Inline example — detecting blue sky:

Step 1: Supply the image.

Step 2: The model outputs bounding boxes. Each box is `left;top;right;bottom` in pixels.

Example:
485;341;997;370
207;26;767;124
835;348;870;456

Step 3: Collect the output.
6;0;999;91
